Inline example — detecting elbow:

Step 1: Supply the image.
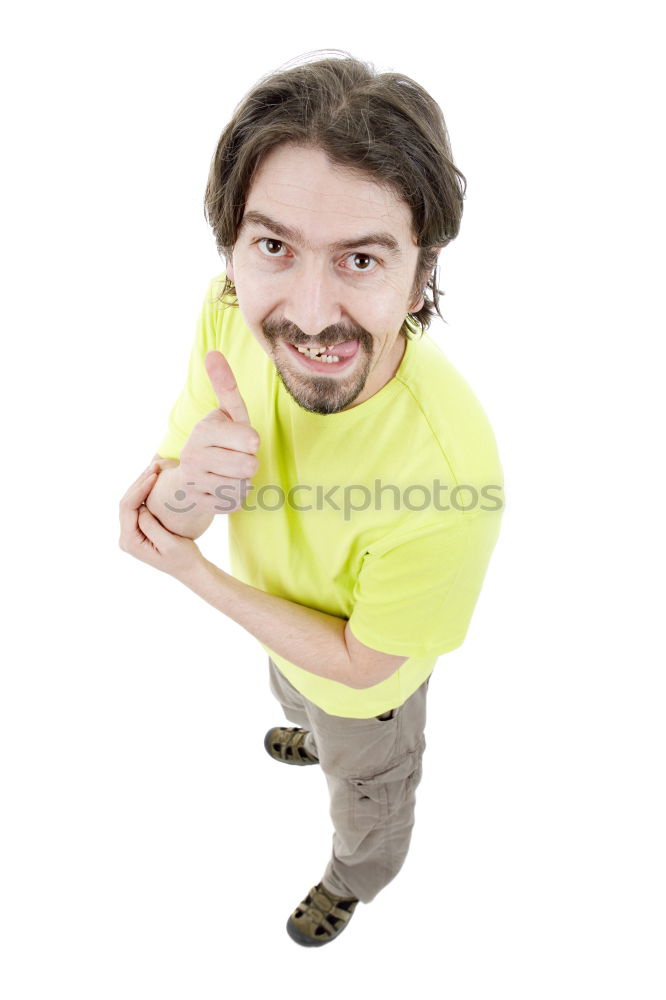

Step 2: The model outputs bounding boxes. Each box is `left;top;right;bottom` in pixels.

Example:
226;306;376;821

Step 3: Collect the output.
344;661;391;691
345;670;373;691
342;623;407;691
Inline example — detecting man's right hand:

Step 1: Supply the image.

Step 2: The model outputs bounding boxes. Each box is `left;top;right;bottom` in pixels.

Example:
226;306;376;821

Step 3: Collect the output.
176;350;260;515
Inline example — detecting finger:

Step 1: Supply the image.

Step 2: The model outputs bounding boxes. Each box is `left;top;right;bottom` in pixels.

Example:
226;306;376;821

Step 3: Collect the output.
194;474;253;496
204;447;258;481
190;476;253;511
119;469;157;535
137;504;170;546
199;411;260;455
205;350;251;424
120;466;157;506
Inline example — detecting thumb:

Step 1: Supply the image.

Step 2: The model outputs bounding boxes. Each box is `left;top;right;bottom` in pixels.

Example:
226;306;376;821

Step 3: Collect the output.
205;350;251;424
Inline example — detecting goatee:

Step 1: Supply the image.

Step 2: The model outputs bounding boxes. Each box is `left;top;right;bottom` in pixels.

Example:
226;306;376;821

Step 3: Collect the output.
262;318;374;415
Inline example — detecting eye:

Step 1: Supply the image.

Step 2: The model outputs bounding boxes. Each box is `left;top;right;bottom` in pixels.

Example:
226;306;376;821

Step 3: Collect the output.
345;252;377;273
257;238;288;257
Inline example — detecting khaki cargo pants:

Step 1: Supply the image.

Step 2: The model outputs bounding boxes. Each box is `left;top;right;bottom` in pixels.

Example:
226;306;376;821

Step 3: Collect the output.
268;658;430;904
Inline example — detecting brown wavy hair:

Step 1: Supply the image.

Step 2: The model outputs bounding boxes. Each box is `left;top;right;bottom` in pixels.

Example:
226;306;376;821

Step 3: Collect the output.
204;51;467;338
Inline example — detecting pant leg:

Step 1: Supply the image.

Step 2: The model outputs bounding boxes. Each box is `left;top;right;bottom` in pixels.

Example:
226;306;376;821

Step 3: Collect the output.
305;677;430;904
267;658;318;757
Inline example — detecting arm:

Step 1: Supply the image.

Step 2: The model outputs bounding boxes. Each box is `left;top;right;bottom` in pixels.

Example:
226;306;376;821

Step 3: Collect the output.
123;466;404;688
181;556;407;690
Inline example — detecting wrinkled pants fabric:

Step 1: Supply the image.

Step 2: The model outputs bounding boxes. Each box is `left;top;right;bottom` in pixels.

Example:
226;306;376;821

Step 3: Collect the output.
268;657;430;904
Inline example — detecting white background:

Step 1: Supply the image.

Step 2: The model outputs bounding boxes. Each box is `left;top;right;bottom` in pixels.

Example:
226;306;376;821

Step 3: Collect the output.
1;1;664;996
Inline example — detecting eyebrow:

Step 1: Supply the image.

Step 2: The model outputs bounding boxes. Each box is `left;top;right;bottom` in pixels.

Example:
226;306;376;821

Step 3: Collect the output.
240;210;403;258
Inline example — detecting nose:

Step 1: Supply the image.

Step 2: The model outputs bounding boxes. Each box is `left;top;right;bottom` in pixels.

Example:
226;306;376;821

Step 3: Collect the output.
282;259;343;338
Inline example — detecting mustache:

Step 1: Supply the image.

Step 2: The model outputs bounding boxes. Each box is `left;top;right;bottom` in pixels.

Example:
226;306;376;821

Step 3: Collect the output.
262;318;372;350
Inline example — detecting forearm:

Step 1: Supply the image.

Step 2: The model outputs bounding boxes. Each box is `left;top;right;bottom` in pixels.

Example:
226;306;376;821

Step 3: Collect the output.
146;462;215;539
181;556;358;687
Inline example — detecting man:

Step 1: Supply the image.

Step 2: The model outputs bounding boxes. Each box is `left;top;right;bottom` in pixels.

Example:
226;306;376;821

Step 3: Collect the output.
119;54;504;947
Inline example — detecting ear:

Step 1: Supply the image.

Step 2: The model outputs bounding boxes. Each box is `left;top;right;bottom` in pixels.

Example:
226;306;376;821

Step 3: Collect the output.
410;249;442;312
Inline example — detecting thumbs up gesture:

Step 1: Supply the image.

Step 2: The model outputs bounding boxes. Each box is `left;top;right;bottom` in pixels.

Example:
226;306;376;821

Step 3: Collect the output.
177;351;260;515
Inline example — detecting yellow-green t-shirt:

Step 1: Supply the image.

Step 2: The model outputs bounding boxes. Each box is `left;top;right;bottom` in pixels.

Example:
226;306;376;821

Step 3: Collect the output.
157;275;505;718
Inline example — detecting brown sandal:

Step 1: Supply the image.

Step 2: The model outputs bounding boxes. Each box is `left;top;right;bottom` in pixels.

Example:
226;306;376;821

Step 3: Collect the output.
263;726;319;765
286;882;359;947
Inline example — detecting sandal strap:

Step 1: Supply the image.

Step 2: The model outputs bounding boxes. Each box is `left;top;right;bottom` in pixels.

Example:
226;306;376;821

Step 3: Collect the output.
270;727;318;763
291;883;358;941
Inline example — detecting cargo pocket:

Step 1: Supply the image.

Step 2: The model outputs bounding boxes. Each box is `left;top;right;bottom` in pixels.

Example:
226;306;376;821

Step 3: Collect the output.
348;777;388;831
347;743;423;832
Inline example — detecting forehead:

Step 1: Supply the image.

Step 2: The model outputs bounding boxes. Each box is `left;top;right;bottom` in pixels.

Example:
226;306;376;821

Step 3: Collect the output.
243;144;416;247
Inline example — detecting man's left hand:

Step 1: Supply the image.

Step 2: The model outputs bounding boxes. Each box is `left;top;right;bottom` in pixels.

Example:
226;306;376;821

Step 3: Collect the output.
119;463;204;580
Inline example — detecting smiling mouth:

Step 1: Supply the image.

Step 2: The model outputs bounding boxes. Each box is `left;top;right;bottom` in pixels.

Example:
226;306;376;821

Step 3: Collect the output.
284;339;360;371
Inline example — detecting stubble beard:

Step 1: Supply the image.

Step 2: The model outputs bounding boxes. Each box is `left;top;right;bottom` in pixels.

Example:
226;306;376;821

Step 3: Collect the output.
261;318;374;415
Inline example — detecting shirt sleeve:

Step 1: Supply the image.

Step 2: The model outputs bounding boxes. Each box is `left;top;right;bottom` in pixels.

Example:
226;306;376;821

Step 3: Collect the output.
347;508;503;659
156;278;225;461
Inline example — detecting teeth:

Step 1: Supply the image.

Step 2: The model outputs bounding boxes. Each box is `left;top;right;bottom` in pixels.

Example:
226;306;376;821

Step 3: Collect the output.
296;344;326;355
295;345;340;363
